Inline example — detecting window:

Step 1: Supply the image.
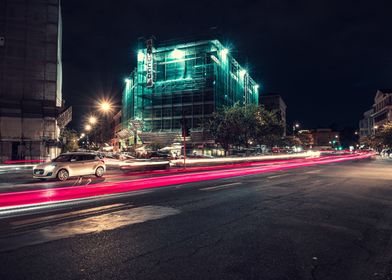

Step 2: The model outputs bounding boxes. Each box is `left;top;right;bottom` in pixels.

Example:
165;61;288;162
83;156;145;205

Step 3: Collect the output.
162;108;171;117
163;120;171;130
193;105;202;115
82;155;96;161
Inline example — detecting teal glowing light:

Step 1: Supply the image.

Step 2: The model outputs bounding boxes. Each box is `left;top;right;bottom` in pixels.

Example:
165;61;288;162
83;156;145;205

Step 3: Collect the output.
254;84;259;91
239;69;247;78
220;48;229;59
171;48;185;59
137;51;144;61
124;78;131;83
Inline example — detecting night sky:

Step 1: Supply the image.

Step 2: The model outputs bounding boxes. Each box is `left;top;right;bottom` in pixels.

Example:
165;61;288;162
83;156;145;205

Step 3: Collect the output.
61;0;392;131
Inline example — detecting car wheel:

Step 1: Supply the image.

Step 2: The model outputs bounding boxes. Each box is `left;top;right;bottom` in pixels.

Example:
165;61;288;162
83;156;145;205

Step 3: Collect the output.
57;169;69;181
95;166;104;177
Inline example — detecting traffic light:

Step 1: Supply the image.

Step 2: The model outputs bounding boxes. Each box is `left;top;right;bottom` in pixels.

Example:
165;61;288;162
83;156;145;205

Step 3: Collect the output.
181;118;190;137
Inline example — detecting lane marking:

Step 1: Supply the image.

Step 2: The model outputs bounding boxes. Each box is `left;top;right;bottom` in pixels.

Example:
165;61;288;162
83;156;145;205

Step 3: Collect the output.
1;205;180;252
200;182;242;191
267;174;290;179
305;169;321;174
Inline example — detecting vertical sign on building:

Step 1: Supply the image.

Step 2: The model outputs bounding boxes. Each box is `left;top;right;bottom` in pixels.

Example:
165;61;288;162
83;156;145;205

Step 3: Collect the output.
146;39;154;88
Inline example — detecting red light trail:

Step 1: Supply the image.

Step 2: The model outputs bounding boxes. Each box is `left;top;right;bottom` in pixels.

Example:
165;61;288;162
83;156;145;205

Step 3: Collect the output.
0;153;373;209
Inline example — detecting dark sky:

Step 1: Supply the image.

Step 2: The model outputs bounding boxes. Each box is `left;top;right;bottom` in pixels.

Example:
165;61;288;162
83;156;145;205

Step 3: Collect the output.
61;0;392;131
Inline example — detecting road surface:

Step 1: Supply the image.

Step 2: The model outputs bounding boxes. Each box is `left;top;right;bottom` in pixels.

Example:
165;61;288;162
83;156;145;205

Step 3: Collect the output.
0;157;392;280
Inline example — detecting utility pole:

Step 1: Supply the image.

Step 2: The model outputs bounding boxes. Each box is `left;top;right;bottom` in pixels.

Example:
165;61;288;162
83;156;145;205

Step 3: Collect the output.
181;111;190;169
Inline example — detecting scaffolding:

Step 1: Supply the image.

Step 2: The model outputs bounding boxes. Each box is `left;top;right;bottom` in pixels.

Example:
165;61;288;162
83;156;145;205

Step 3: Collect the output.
122;39;259;136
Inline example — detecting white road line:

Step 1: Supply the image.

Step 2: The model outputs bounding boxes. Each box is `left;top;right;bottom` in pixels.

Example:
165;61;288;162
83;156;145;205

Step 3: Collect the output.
200;182;242;191
305;169;321;174
267;174;290;179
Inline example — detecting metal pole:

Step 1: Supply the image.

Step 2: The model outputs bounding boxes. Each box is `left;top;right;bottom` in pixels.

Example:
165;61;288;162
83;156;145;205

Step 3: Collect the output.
183;132;186;169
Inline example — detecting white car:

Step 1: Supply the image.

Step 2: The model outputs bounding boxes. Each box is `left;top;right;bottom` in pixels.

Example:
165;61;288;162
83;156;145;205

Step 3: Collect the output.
33;152;106;181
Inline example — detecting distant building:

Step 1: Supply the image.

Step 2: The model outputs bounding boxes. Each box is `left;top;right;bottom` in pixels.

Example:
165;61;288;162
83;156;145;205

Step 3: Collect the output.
259;94;287;135
358;89;392;139
0;0;67;161
122;38;259;146
311;129;340;147
359;108;374;138
372;89;392;128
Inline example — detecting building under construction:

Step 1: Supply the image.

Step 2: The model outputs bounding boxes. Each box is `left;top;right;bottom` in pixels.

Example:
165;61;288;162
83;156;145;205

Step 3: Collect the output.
121;38;259;147
0;0;68;161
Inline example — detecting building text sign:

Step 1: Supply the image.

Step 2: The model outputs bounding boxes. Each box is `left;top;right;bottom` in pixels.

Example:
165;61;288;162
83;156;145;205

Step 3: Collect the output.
146;39;154;88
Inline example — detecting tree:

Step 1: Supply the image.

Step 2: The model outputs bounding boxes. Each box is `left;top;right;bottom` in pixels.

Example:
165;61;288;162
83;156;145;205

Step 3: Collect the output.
279;136;302;147
60;128;79;152
378;122;392;147
253;107;284;148
206;103;284;154
297;130;314;147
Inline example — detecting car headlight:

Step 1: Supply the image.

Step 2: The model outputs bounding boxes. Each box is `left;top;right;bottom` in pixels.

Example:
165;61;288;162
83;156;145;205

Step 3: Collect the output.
44;164;57;171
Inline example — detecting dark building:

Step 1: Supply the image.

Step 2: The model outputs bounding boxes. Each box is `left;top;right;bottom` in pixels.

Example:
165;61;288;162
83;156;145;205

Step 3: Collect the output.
311;128;340;147
259;94;287;135
122;38;259;146
0;0;66;161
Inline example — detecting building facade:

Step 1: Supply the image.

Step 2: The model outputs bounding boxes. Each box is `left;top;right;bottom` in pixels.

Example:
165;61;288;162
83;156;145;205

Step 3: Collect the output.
372;89;392;128
0;0;65;161
311;128;340;147
358;89;392;140
359;108;374;139
259;94;287;135
122;38;259;145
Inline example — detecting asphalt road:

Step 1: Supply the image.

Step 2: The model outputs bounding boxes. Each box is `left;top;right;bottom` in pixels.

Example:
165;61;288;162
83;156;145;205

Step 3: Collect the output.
0;157;392;280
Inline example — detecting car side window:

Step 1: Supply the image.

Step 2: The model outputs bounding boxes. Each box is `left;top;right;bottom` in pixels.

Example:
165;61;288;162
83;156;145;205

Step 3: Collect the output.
71;155;83;162
82;155;95;161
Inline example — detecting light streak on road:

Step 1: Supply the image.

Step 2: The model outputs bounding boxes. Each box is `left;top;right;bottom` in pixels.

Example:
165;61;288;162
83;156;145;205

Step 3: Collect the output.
0;152;373;209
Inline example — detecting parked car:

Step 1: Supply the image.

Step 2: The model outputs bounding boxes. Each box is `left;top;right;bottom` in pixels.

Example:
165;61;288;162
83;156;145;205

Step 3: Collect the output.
380;149;391;158
33;152;106;181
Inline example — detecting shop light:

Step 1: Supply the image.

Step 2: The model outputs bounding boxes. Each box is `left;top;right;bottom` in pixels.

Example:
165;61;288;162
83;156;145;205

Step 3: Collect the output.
239;69;247;78
171;48;185;59
137;51;144;61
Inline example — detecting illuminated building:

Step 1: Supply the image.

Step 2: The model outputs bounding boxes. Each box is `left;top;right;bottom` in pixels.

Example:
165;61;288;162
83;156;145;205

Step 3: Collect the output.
122;38;259;146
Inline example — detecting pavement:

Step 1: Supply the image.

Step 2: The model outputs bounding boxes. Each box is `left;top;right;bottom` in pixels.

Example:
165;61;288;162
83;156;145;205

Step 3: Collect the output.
0;156;391;279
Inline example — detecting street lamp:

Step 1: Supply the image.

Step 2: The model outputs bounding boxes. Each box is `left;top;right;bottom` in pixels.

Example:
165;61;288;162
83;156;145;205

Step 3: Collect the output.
85;124;92;131
98;100;113;113
89;116;97;125
80;133;85;138
293;123;300;135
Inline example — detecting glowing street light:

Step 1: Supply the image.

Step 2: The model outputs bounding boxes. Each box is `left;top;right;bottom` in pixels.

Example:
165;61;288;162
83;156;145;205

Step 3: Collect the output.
80;133;85;138
99;100;113;113
89;116;97;125
85;124;92;131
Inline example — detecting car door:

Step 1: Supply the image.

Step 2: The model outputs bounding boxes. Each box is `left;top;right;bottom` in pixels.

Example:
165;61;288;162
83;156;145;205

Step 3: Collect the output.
68;155;85;176
81;154;98;175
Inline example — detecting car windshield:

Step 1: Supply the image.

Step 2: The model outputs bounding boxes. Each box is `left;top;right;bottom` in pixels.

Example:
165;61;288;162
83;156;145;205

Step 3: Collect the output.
52;154;73;162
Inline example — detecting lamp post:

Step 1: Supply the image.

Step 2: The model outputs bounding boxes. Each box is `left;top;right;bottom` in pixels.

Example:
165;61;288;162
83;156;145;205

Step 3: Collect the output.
293;123;300;135
97;100;114;147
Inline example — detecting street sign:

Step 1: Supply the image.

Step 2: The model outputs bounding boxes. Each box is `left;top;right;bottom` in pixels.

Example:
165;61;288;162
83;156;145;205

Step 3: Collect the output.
57;106;72;128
